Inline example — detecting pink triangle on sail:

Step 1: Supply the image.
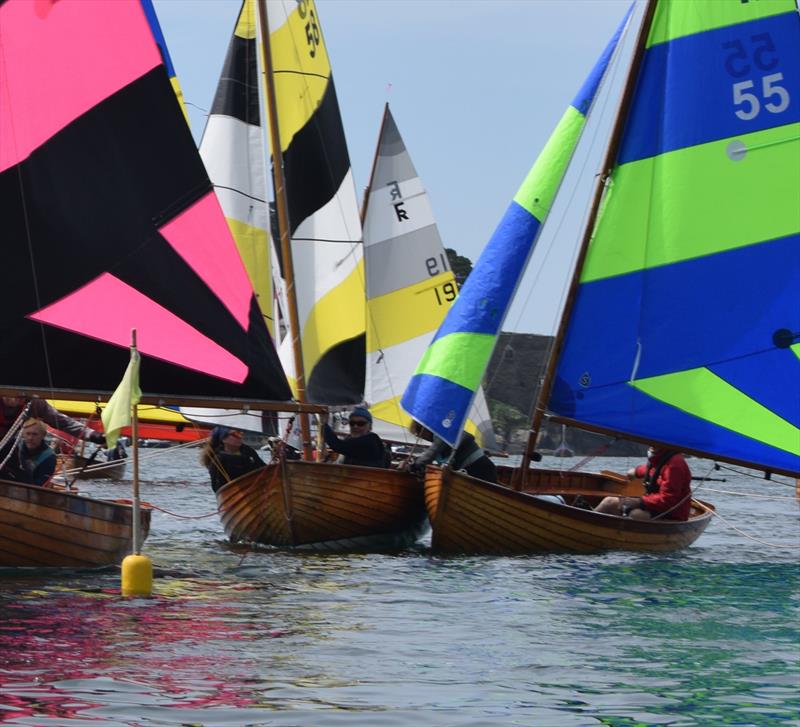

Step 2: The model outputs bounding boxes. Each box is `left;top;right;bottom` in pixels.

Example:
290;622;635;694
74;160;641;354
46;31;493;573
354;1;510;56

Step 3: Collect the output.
29;273;248;383
160;191;254;330
0;0;161;172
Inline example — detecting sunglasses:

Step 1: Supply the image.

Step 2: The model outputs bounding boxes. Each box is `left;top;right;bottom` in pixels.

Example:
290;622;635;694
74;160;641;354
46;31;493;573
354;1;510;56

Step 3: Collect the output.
349;419;369;427
225;430;243;438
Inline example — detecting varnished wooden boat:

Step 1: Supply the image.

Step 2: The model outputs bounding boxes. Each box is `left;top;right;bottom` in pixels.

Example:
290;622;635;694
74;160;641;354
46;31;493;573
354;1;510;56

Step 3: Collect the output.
425;466;713;555
216;461;426;550
0;479;151;568
60;454;127;481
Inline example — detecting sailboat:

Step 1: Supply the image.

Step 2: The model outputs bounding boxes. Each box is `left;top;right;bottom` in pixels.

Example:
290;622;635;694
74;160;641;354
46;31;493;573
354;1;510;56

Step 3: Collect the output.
206;0;425;549
401;0;800;554
0;0;304;567
362;104;497;451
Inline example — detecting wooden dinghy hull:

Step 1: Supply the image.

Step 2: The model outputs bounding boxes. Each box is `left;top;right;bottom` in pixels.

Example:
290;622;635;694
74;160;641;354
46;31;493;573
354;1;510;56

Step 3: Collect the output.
216;461;426;550
63;454;127;481
0;479;151;568
425;467;713;555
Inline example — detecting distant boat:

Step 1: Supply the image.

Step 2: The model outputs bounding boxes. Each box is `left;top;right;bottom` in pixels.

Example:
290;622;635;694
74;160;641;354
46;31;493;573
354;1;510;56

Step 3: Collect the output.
552;425;574;458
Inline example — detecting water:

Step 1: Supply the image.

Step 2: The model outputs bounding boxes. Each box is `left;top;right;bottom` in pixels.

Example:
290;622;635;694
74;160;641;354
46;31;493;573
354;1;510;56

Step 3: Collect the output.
1;449;798;726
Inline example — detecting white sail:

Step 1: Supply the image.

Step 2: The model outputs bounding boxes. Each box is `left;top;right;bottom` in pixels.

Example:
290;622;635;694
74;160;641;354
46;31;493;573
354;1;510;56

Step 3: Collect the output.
363;106;496;448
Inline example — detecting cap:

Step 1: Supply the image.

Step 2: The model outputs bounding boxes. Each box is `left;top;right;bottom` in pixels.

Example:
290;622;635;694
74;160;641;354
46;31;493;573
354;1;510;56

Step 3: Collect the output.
349;406;372;423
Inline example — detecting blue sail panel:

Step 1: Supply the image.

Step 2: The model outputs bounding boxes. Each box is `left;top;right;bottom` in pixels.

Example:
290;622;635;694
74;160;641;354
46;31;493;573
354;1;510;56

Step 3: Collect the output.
620;11;800;164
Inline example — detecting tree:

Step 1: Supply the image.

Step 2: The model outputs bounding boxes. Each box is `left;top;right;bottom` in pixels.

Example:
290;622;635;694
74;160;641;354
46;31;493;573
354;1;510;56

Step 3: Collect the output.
488;399;528;450
445;248;473;286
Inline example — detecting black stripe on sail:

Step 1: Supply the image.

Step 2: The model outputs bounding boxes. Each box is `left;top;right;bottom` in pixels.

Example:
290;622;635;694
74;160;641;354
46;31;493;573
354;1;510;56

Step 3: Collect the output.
282;77;350;236
306;336;366;405
2;67;290;401
209;33;260;127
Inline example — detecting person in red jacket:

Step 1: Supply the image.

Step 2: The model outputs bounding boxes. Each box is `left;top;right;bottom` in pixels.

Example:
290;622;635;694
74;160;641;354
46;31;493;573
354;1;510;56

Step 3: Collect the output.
595;447;693;521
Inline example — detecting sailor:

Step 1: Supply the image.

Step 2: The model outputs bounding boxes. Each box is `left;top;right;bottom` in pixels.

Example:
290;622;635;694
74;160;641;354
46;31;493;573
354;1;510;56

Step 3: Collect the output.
594;446;693;521
406;422;498;484
0;417;57;486
319;407;389;469
0;396;105;474
201;426;266;493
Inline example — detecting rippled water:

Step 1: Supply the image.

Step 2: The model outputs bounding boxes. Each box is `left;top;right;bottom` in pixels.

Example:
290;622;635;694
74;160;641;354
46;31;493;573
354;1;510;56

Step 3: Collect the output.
1;449;798;726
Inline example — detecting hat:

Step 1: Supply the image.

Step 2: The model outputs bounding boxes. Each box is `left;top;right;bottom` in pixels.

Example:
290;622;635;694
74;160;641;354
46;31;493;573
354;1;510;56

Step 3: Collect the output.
349;406;372;423
211;426;230;448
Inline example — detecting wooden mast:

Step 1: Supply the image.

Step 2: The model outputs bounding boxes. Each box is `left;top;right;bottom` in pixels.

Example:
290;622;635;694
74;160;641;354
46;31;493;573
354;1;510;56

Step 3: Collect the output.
518;0;659;487
256;0;313;459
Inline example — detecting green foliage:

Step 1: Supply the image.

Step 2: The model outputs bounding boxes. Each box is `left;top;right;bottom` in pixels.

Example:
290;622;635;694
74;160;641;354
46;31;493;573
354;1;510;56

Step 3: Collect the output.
445;248;473;286
488;399;528;448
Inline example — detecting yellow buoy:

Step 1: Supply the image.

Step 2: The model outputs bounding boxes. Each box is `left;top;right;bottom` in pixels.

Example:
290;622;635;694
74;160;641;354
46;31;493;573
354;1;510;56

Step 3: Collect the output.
121;553;153;597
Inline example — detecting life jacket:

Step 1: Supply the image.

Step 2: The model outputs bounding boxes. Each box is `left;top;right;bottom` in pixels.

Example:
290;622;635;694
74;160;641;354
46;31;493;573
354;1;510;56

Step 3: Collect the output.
643;451;678;494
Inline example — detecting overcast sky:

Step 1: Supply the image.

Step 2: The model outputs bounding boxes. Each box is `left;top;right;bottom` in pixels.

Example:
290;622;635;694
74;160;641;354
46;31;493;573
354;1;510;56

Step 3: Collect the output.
153;0;637;334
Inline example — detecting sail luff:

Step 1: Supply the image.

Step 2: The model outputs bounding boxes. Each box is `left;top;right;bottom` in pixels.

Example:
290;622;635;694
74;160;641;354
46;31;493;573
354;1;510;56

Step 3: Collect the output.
359;103;390;227
256;0;313;456
522;0;658;482
399;5;633;448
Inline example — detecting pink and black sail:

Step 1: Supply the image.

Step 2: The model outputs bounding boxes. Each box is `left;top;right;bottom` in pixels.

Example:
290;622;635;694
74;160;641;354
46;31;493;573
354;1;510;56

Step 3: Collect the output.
0;0;291;404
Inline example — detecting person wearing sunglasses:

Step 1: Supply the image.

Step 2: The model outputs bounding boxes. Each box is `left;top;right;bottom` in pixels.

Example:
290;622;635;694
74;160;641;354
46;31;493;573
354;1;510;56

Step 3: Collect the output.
319;406;389;469
201;426;265;492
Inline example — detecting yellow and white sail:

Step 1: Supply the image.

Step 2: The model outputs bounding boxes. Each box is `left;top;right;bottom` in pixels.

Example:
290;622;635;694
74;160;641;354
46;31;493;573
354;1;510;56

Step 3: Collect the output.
265;0;365;405
363;105;496;448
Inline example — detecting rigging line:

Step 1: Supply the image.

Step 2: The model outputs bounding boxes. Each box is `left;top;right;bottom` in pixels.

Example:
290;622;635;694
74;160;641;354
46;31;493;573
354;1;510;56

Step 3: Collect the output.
212;184;267;204
505;2;631;340
714;461;798;487
291;236;363;244
693;499;800;549
700;486;798;501
15;165;56;391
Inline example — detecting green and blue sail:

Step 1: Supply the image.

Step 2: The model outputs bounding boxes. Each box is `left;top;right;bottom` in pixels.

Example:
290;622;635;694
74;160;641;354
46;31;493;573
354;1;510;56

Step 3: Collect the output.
550;1;800;476
401;5;632;446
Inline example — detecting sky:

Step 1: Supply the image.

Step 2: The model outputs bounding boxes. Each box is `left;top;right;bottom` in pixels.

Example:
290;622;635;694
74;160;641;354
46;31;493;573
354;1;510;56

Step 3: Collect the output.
152;0;638;335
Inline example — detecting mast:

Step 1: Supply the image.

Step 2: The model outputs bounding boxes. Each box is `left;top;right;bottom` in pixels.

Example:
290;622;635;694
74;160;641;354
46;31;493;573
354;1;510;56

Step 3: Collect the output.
256;0;313;459
519;0;659;486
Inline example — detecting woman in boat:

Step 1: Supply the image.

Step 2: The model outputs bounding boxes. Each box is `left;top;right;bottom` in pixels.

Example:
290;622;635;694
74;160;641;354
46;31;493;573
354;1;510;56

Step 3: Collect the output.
319;407;389;469
594;447;693;521
407;422;498;484
0;417;57;486
201;426;265;493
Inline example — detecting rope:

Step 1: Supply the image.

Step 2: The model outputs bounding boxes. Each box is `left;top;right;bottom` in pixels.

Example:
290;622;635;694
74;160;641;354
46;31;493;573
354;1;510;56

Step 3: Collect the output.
0;403;30;471
692;498;800;549
146;502;222;520
700;487;798;501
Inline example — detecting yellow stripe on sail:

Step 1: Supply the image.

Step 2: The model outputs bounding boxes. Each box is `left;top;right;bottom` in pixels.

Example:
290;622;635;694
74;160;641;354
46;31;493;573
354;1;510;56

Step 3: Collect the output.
269;0;332;153
366;272;454;353
301;258;365;375
631;367;800;456
235;0;257;39
226;217;272;334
